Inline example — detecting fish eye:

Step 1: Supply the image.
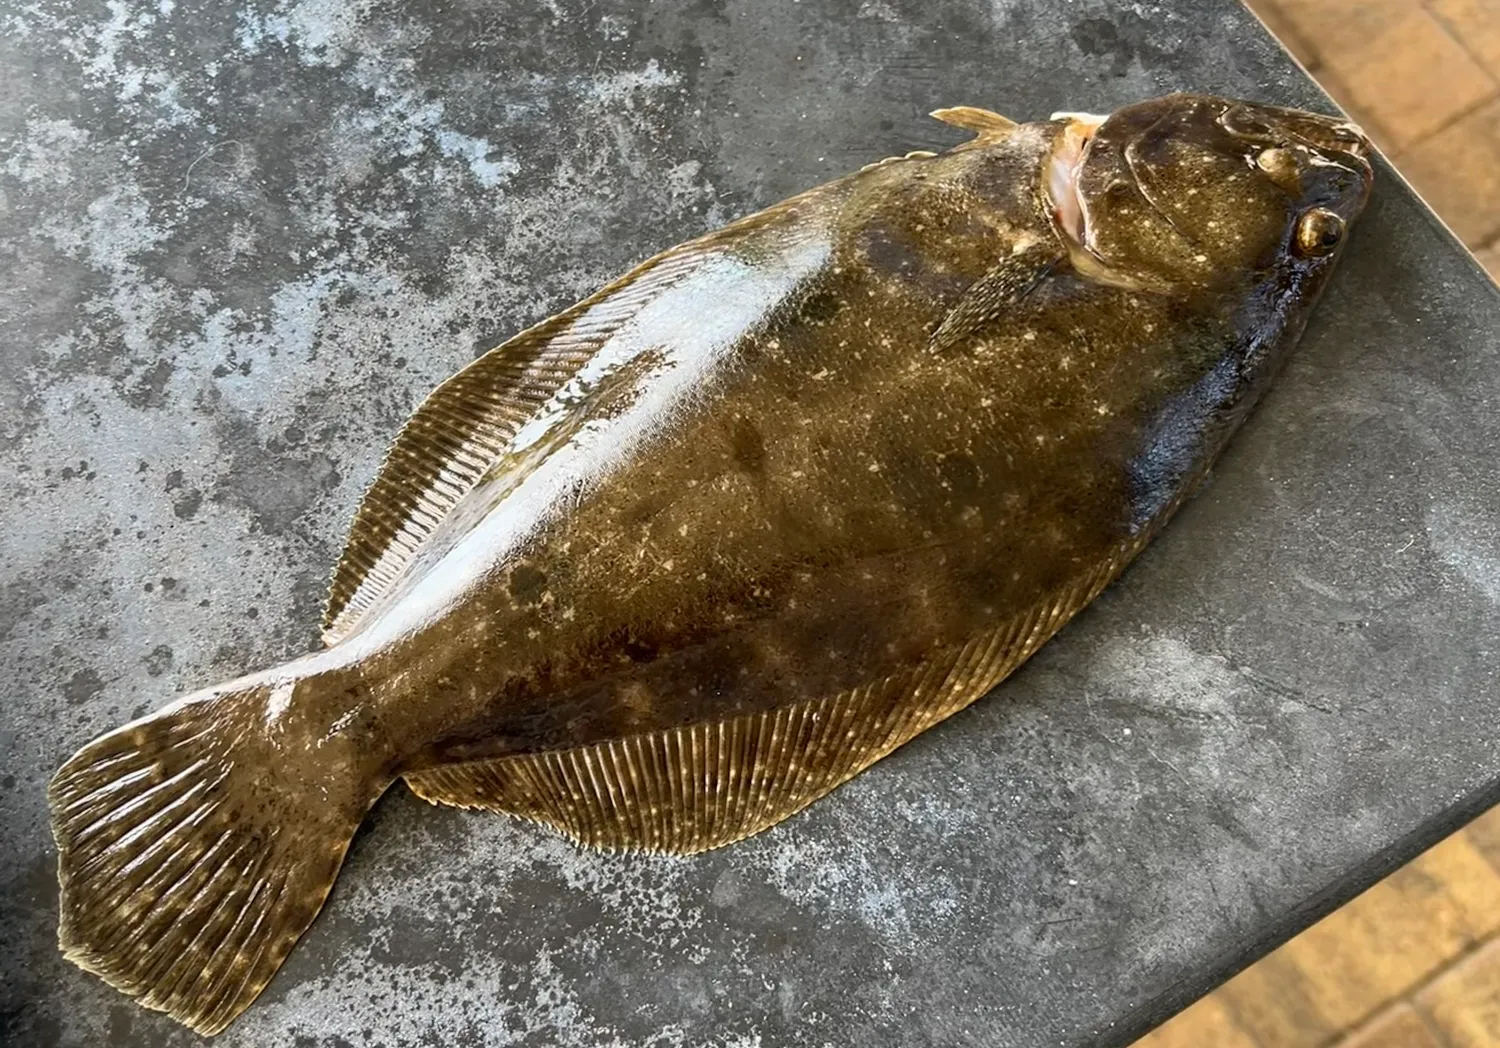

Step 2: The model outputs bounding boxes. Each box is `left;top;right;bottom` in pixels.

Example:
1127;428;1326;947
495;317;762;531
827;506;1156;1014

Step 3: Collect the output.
1295;208;1345;256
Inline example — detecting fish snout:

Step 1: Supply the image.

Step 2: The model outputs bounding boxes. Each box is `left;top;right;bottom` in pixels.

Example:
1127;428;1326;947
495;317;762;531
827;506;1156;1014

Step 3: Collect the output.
1215;101;1374;224
1218;102;1373;171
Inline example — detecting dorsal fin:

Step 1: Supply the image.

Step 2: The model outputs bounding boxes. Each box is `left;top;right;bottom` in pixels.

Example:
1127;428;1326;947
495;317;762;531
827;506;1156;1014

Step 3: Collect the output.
858;149;938;173
321;195;828;646
930;105;1018;140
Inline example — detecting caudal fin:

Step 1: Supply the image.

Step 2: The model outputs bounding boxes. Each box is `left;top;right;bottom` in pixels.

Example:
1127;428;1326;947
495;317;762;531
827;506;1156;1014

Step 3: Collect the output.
48;679;378;1035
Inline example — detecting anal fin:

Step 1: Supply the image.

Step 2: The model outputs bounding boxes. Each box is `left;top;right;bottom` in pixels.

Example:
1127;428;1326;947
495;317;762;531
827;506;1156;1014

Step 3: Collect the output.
403;552;1130;854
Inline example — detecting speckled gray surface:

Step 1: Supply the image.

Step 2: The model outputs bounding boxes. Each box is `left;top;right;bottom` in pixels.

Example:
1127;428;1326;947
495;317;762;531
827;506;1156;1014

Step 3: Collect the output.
2;1;1498;1045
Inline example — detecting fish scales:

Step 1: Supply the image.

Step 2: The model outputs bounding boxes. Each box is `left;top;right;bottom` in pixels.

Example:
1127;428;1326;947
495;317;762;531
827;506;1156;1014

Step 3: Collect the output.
48;93;1372;1035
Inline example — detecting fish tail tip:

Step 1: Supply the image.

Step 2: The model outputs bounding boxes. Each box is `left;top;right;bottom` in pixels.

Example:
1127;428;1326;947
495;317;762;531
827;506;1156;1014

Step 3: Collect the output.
49;683;370;1035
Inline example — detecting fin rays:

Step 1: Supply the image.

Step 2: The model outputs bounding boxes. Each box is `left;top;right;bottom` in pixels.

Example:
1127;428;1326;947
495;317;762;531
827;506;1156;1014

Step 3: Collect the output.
49;682;376;1035
405;551;1140;855
931;105;1019;139
321;195;830;645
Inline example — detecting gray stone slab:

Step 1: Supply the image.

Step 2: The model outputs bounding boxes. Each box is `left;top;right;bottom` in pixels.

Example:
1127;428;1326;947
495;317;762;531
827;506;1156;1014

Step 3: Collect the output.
3;0;1498;1045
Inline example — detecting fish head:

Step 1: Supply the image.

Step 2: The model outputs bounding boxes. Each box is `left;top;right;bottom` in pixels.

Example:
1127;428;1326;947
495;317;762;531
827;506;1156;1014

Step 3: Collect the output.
1046;93;1373;294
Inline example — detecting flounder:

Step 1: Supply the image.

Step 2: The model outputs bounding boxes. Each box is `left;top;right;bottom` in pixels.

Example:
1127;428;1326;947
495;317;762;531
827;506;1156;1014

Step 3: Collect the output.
49;92;1372;1034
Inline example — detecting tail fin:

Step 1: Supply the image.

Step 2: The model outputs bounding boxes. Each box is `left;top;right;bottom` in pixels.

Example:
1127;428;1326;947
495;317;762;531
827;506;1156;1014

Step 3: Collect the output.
48;678;380;1035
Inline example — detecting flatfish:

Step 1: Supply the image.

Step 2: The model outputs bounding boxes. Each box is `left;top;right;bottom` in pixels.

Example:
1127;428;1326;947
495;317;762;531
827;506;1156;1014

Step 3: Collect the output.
49;93;1372;1034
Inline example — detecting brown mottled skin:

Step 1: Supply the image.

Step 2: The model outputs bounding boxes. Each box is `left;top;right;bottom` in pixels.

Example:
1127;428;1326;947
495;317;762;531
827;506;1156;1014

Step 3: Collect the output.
303;96;1370;774
48;94;1372;1035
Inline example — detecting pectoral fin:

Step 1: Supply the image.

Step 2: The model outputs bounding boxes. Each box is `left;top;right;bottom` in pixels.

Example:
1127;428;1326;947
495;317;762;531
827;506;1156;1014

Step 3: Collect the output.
929;241;1062;354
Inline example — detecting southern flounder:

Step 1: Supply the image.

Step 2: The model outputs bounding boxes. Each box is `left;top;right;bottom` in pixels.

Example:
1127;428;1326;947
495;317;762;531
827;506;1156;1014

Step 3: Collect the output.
49;93;1372;1035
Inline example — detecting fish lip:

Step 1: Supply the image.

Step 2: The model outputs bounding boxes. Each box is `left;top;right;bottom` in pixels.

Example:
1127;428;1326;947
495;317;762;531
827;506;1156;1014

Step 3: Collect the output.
1328;121;1371;156
1218;103;1374;166
1292;118;1372;162
1253;116;1377;215
1285;125;1376;199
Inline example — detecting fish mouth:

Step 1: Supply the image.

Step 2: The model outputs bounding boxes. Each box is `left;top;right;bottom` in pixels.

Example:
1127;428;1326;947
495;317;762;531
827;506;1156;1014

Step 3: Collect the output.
1300;120;1371;159
1218;102;1372;162
1216;103;1376;201
1290;119;1376;204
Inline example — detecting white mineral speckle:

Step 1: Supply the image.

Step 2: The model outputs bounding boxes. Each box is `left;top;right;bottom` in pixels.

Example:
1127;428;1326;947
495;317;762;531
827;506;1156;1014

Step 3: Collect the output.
1426;498;1500;604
